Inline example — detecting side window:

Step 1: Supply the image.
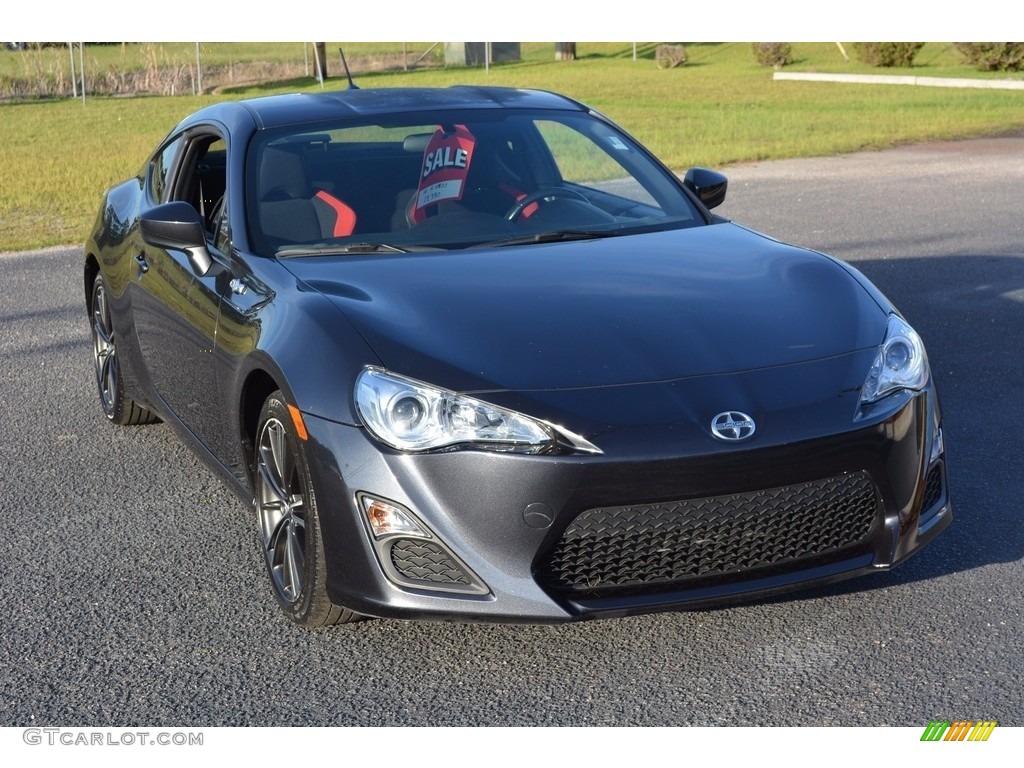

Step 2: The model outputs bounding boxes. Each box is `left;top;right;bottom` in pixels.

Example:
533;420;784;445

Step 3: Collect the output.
148;135;184;204
170;134;228;244
211;193;230;253
195;138;227;229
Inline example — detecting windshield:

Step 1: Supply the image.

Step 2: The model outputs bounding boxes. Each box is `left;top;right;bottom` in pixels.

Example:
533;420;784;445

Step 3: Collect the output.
246;108;704;256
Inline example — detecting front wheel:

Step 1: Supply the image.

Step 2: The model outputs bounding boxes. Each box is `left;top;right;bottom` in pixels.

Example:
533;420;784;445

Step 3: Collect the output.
254;391;359;626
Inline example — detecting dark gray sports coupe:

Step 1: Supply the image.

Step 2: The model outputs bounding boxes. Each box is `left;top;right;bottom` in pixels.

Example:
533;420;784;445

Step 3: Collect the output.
84;86;951;626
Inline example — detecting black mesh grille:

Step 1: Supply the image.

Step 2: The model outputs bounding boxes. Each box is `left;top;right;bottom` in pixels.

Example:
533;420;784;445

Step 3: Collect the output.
390;539;470;585
539;472;880;593
921;462;944;514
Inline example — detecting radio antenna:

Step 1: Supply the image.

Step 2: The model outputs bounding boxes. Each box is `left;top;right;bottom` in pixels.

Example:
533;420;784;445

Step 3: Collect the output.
338;47;359;90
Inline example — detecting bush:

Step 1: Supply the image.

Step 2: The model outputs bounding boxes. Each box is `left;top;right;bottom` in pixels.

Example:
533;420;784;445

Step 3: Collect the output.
954;43;1024;72
656;44;687;69
752;43;793;69
852;42;924;68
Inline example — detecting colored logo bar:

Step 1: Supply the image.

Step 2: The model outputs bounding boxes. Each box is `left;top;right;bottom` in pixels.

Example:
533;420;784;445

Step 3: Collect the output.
921;721;997;741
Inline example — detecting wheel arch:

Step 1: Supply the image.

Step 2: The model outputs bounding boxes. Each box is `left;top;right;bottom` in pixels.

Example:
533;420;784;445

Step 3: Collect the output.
239;367;284;484
84;254;100;311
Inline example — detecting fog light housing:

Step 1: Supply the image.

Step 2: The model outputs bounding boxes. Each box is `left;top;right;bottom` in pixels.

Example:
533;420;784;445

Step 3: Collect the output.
359;495;427;540
355;493;490;596
929;426;944;467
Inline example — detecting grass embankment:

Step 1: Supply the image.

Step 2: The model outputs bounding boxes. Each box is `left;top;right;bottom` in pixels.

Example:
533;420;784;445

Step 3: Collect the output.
2;42;1022;252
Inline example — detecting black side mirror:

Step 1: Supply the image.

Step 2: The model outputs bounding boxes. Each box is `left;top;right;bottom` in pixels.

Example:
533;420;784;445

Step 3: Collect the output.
140;201;214;276
683;167;728;210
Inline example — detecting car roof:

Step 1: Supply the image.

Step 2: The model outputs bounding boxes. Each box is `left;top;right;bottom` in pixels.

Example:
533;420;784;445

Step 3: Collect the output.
183;86;590;133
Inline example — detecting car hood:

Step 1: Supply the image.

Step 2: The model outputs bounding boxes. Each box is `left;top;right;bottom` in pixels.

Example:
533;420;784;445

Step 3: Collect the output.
283;223;887;393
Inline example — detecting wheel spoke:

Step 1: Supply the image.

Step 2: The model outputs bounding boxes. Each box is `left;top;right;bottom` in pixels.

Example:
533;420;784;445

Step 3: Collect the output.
267;421;289;484
98;350;116;402
94;328;109;358
283;518;305;599
93;313;113;349
267;513;294;601
258;501;284;547
266;509;290;557
257;446;288;504
266;513;305;603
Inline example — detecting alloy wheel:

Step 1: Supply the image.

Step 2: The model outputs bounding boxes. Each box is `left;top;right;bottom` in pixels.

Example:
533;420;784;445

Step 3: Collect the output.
256;417;307;604
91;279;118;417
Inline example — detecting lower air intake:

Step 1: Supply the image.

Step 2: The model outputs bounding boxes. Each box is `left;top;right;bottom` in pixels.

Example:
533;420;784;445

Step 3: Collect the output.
539;472;880;594
390;538;471;586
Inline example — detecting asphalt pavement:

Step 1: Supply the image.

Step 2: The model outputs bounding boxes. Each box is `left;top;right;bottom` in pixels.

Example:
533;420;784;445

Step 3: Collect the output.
1;134;1021;727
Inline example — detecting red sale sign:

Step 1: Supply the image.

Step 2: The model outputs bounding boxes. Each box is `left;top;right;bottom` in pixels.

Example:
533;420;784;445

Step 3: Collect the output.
414;125;476;217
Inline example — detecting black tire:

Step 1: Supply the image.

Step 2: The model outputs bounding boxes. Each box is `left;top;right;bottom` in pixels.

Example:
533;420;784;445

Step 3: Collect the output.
90;274;159;426
254;391;360;626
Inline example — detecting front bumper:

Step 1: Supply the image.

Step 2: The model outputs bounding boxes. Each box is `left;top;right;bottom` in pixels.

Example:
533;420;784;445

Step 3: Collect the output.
300;390;951;623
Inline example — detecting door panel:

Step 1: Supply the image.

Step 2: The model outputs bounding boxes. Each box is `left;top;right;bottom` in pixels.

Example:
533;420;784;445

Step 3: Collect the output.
130;131;227;447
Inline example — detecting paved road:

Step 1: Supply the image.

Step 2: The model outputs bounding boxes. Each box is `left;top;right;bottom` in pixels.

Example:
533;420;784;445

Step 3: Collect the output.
1;135;1022;727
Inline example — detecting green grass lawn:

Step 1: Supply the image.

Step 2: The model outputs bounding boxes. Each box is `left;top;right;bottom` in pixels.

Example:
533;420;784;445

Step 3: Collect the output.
2;42;1022;252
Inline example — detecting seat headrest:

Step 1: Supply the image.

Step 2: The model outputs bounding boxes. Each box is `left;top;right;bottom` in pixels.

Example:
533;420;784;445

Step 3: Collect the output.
403;133;433;153
258;146;310;201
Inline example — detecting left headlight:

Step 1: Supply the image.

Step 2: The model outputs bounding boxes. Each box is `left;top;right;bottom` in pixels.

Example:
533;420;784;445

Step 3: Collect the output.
859;314;930;405
355;367;600;454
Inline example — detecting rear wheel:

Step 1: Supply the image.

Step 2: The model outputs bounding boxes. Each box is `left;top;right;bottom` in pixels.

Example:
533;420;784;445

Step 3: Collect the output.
255;391;359;626
90;274;158;425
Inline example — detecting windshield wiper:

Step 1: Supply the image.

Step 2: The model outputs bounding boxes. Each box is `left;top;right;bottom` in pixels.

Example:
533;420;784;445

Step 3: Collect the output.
277;242;409;257
480;229;624;248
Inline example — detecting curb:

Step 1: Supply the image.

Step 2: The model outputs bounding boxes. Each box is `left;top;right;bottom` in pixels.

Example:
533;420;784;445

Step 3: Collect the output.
774;72;1024;91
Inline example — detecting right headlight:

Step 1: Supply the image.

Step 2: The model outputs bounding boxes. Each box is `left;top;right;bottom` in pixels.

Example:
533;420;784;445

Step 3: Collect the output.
354;367;601;454
859;314;930;405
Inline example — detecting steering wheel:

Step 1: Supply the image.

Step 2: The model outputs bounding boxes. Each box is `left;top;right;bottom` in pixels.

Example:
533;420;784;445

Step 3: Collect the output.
504;186;592;222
